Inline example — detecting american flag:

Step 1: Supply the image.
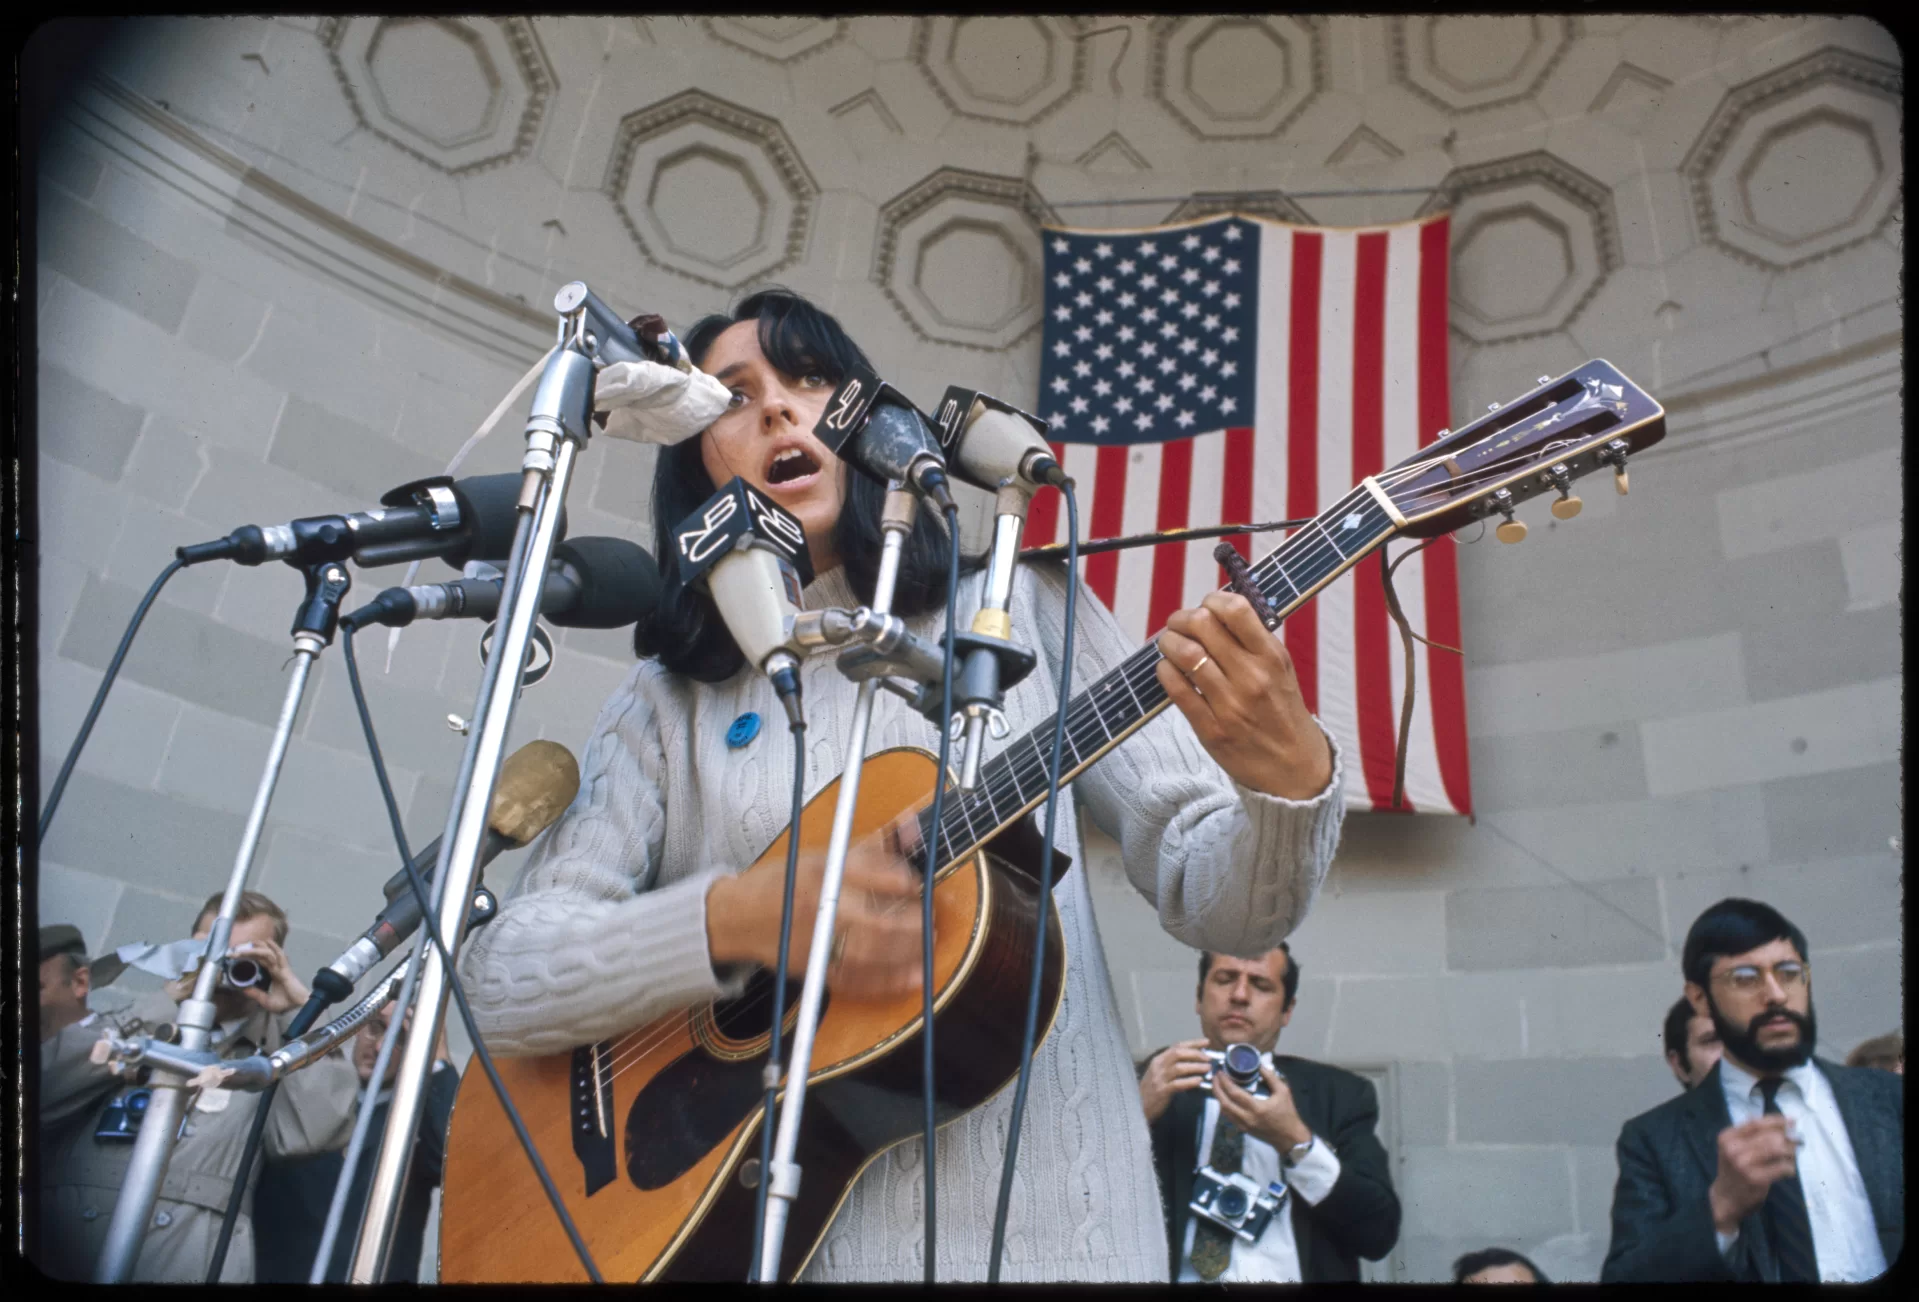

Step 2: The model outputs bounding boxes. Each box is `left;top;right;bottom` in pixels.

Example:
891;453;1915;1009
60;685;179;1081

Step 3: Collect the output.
1031;213;1471;816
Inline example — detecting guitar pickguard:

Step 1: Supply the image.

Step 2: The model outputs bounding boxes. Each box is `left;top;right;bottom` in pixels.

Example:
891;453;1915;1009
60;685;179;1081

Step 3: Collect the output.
624;974;816;1192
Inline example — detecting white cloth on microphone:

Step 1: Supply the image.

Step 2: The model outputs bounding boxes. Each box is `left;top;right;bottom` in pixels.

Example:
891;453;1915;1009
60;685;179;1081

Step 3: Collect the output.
108;936;214;982
593;359;732;445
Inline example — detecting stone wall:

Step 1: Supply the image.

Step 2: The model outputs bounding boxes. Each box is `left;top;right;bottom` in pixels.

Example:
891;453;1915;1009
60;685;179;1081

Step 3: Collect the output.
29;15;1901;1282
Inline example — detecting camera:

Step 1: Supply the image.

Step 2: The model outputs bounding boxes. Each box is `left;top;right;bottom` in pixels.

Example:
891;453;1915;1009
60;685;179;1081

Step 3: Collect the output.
1199;1041;1273;1097
219;954;271;993
95;1087;153;1142
1190;1165;1287;1243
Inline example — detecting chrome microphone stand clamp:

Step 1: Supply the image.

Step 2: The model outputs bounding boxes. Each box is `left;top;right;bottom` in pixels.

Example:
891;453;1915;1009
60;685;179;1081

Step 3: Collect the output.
951;484;1039;789
93;559;352;1282
756;485;918;1281
344;289;599;1283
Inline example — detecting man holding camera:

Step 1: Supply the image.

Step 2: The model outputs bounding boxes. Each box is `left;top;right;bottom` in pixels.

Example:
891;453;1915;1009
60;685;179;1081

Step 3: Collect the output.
35;891;359;1282
1138;945;1400;1282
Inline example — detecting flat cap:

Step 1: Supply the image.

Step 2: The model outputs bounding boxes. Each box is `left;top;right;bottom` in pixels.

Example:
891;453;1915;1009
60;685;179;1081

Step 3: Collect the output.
40;924;89;961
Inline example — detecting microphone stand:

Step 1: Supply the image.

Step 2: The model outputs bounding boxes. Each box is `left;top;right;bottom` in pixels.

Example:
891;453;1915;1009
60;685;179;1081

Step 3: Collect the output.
343;294;596;1283
954;484;1034;790
756;484;917;1281
93;560;352;1282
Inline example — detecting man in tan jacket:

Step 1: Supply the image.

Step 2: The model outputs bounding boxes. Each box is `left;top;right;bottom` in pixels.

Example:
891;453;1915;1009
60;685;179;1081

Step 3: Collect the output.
35;891;360;1282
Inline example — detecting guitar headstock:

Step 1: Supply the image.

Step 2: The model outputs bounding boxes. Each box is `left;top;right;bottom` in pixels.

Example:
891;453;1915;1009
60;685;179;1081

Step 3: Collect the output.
1383;360;1666;540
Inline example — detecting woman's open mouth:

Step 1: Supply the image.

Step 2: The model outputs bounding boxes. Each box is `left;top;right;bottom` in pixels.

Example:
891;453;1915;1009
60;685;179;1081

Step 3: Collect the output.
765;446;822;493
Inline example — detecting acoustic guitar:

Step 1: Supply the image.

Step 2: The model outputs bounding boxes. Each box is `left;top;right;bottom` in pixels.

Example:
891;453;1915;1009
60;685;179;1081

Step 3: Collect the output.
440;359;1667;1281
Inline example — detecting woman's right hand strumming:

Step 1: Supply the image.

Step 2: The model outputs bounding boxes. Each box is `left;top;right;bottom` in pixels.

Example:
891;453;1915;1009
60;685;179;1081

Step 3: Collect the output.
704;832;926;1000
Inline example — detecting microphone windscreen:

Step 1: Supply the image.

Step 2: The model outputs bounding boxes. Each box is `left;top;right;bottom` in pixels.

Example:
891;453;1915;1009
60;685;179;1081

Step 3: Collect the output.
551;536;663;628
446;474;569;567
488;740;581;846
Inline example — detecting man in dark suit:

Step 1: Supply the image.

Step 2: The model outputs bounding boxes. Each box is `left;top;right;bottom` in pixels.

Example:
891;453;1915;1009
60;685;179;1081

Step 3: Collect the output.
1603;899;1901;1282
1138;944;1400;1282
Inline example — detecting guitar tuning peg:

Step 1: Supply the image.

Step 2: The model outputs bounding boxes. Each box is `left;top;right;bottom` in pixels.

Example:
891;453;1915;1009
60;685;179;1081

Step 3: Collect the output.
1545;463;1582;519
1598;438;1631;496
1490;488;1526;543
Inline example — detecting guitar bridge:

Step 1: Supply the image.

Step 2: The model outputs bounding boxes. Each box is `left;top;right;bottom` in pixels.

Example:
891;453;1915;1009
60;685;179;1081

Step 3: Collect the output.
571;1041;616;1197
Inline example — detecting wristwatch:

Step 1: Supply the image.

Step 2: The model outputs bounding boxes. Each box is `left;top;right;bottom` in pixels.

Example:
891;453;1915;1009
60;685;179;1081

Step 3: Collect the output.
1283;1134;1316;1166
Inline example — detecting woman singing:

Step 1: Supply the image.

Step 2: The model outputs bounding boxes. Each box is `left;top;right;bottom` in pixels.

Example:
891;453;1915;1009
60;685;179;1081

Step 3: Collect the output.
458;288;1344;1281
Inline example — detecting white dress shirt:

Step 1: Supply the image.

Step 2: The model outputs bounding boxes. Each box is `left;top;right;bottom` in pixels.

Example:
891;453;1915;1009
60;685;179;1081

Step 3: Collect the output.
1714;1058;1887;1281
1176;1052;1343;1283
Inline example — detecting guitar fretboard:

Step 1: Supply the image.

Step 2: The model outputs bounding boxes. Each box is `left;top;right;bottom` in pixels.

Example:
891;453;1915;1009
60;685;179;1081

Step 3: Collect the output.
916;485;1397;869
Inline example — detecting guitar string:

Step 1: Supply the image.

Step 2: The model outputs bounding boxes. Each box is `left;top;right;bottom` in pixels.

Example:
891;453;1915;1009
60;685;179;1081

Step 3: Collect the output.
584;491;1388;1085
579;414;1641;1082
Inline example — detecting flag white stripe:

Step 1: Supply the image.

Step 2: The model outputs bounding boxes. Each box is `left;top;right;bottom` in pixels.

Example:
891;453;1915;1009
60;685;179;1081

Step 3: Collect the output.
1182;429;1230;611
1113;442;1164;639
1254;224;1294;537
1312;232;1365;810
1382;223;1454;813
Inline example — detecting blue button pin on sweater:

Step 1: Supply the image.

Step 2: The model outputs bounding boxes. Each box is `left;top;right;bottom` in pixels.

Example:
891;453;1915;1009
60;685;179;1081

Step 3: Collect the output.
726;712;762;750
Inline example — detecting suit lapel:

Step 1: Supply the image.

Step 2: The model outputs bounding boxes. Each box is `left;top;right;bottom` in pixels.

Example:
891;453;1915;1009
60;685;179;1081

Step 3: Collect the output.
1820;1059;1899;1233
1680;1061;1731;1185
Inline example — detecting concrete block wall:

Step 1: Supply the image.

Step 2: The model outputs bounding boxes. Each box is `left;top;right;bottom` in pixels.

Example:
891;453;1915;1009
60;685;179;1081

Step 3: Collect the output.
28;16;1900;1282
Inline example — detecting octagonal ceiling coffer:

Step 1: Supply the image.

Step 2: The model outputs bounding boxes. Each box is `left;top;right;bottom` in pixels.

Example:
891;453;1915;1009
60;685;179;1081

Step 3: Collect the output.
604;91;819;290
324;17;553;175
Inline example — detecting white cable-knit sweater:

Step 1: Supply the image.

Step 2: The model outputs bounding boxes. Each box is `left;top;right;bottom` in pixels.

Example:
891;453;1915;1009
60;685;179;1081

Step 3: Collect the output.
459;559;1346;1282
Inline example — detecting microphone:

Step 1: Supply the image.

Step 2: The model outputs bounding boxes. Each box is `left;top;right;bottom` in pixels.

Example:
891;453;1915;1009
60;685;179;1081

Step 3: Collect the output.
342;536;662;631
932;388;1066;492
175;473;555;570
673;477;815;721
554;281;693;373
812;366;956;511
315;739;581;994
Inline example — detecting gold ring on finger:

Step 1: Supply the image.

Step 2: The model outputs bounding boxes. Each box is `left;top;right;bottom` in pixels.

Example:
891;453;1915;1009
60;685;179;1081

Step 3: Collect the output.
1188;654;1210;676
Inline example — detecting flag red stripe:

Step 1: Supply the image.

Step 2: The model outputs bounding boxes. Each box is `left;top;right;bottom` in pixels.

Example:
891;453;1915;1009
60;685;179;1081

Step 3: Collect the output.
1148;437;1194;633
1418;216;1471;816
1084;443;1130;608
1026;440;1066;547
1283;231;1321;715
1350;231;1401;811
1219;427;1256;588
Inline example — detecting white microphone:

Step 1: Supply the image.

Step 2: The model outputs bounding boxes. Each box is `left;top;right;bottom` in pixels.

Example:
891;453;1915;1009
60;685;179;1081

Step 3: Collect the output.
673;478;815;723
932;388;1066;493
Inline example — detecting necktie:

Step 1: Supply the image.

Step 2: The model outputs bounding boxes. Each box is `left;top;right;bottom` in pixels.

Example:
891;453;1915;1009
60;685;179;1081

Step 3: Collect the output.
1190;1113;1245;1281
1757;1078;1819;1282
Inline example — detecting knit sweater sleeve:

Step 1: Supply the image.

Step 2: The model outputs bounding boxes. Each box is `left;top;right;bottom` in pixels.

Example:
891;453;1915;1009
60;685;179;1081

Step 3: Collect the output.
456;663;744;1056
1021;562;1346;955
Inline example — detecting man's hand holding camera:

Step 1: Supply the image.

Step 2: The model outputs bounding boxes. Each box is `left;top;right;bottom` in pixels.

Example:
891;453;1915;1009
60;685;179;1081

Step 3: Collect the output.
1215;1062;1314;1155
163;937;310;1016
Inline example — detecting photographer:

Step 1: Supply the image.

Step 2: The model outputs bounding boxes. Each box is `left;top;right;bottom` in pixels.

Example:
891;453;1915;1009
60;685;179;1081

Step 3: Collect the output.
34;891;359;1282
1138;946;1399;1282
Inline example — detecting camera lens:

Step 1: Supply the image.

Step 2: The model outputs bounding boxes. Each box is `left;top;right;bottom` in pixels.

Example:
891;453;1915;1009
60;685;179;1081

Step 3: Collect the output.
1224;1042;1261;1086
1216;1187;1248;1220
126;1090;151;1117
225;957;266;989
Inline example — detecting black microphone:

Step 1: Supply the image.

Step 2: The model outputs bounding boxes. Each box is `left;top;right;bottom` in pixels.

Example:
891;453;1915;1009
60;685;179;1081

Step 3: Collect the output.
314;740;581;995
174;473;561;570
812;366;956;510
673;478;814;719
342;536;662;631
931;388;1067;492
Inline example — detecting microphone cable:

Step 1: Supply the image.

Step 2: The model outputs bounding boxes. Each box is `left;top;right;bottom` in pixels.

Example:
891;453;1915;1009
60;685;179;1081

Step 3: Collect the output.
921;499;963;1283
747;695;807;1281
37;556;183;842
986;479;1079;1283
335;623;604;1283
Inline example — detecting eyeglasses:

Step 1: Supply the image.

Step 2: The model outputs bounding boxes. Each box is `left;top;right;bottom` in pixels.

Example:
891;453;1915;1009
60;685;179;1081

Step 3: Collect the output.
1711;961;1809;994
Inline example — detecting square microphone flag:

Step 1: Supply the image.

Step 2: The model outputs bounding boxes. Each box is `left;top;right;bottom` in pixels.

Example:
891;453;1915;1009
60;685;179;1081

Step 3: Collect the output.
1032;212;1471;816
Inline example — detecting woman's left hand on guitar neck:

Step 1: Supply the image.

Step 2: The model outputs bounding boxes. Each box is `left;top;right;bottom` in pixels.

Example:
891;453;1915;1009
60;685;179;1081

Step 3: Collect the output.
1154;592;1335;802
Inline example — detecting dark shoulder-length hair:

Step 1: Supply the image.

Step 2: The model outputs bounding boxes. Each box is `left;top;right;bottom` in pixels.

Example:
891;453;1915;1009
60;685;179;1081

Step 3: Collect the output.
633;287;976;681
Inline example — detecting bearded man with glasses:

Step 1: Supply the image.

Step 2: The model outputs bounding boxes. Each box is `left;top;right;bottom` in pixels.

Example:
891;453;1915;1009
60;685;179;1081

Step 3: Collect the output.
1601;898;1901;1282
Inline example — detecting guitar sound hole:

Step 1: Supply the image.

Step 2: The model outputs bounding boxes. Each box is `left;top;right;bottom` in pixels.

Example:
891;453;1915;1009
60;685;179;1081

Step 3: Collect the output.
709;971;804;1045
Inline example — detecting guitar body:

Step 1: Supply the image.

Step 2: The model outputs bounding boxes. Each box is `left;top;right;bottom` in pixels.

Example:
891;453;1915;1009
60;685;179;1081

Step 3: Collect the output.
439;747;1067;1282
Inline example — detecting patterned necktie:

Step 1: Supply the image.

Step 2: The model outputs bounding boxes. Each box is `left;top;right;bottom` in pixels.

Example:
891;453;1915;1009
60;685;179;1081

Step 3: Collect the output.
1190;1112;1245;1281
1757;1078;1819;1282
